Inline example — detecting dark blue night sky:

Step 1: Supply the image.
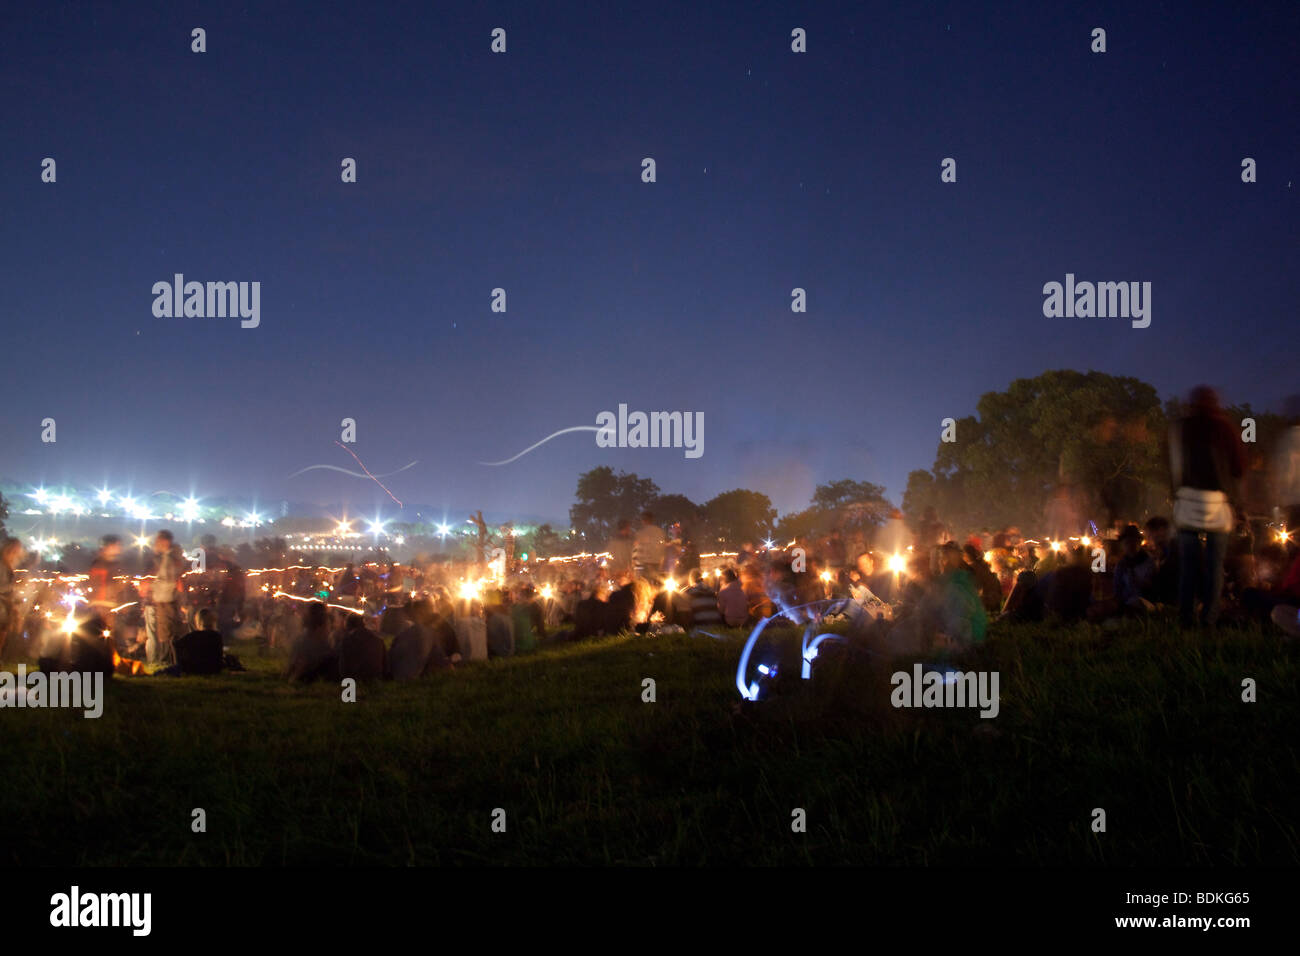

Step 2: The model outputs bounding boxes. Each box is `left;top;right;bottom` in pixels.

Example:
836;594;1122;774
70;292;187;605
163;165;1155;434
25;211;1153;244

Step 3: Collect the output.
3;1;1296;523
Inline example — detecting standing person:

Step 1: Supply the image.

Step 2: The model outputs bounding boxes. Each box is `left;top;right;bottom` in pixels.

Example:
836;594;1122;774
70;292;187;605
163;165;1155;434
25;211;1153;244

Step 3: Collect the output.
1273;394;1300;531
915;506;951;573
149;530;183;665
1170;386;1245;629
632;511;667;575
216;549;245;640
0;538;25;660
87;535;123;629
608;519;635;578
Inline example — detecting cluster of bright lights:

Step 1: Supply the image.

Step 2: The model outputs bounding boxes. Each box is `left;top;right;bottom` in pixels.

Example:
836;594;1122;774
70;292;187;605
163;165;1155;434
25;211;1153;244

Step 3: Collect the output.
22;485;274;528
886;553;907;574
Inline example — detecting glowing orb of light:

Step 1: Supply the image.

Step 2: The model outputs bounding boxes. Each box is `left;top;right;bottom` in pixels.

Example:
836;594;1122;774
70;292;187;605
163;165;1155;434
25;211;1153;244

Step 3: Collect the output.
887;553;906;574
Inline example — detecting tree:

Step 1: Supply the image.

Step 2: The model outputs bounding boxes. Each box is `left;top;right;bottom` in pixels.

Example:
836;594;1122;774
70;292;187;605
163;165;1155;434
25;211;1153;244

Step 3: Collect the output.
646;493;702;533
908;370;1169;534
569;467;660;544
901;470;938;532
702;489;776;548
519;523;564;559
0;492;8;541
775;480;894;544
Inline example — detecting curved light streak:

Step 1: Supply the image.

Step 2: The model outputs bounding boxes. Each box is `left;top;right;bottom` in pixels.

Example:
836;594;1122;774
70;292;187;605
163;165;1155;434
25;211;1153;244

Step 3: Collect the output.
479;426;602;466
287;461;418;480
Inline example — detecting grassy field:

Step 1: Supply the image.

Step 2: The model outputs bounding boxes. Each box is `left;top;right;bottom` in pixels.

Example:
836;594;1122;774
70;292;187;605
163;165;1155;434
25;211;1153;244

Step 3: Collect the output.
3;619;1297;866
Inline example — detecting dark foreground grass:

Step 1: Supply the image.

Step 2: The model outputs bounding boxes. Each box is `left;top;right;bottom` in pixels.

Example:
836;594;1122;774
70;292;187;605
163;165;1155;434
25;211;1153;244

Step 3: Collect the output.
2;619;1297;866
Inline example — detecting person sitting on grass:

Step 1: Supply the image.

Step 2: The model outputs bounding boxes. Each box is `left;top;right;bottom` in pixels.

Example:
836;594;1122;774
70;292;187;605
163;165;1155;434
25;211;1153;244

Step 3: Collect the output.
285;601;338;683
684;569;722;629
571;585;608;640
485;591;514;658
604;574;638;634
999;565;1044;623
388;598;451;680
175;607;224;675
338;611;385;682
1042;545;1093;624
717;569;748;628
1112;524;1157;614
962;544;1004;615
932;541;988;650
510;585;546;652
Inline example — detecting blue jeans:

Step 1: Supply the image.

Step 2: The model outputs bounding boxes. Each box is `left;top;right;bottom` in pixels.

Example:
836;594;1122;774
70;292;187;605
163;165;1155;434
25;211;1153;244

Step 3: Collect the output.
1177;529;1227;627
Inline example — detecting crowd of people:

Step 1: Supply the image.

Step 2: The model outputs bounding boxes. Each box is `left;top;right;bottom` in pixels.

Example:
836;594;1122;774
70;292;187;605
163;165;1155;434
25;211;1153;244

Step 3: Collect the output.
1;386;1297;683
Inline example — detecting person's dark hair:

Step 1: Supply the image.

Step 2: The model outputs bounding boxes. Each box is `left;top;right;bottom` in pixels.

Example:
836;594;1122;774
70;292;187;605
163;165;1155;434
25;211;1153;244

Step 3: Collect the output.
723;568;738;583
1144;516;1170;532
1189;385;1221;412
195;607;217;630
304;601;328;631
344;611;365;629
689;569;705;586
408;598;435;624
962;543;981;562
156;529;174;544
101;534;121;548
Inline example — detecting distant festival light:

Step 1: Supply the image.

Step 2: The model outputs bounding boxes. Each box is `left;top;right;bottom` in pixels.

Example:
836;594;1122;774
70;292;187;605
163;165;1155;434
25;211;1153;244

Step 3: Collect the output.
887;553;906;574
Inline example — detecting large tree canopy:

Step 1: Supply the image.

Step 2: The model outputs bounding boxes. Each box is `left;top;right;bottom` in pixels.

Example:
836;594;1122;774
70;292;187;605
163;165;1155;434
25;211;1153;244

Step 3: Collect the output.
569;467;660;544
904;370;1168;533
702;489;777;548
